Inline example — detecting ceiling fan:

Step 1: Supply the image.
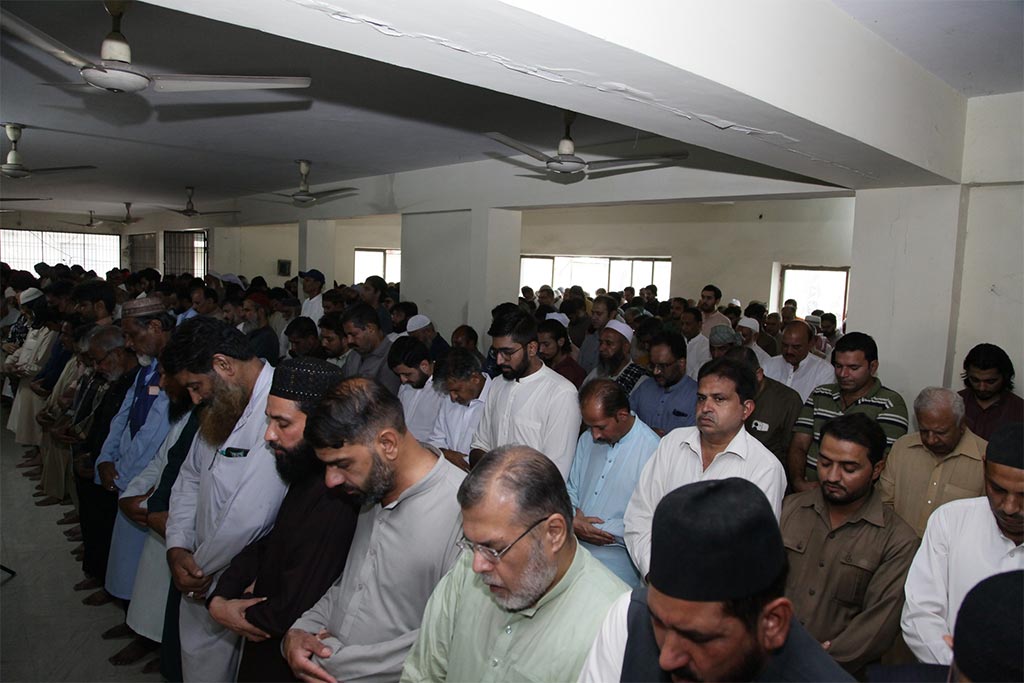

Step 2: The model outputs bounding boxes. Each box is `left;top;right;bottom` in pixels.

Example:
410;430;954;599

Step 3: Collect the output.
0;197;51;213
0;1;311;95
60;210;111;228
164;187;240;218
267;160;358;207
486;110;687;177
2;123;97;180
110;201;141;225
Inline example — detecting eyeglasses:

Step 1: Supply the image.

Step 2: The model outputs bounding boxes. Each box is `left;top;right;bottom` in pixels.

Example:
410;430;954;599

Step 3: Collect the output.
493;345;524;360
456;516;548;564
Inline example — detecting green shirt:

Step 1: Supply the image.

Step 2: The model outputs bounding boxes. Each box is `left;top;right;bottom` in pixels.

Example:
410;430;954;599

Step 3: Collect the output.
401;544;627;683
794;378;909;470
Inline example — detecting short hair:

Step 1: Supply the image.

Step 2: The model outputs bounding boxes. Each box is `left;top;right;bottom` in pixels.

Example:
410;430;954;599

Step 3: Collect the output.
452;324;478;346
193;286;219;304
744;301;767;320
722;563;788;633
457;445;573;529
820;312;837;325
724;345;760;371
72;280;116;313
87;324;126;354
962;343;1015;391
341;303;380;330
833;332;878;363
138;267;161;283
559;298;584;318
697;357;757;403
391;300;418;319
318;311;345;335
819;413;888;465
44;280;74;298
635;317;664;340
488;308;537;345
285;316;318;338
161;317;256;375
648;331;687;359
914;386;966;423
537;319;570;347
363;275;387;297
435;347;482;390
592;295;617;313
680;306;702;323
304;378;406;449
387;336;431;370
701;284;722;301
782;319;813;342
645;284;658;297
579;378;630;417
784;298;798;308
322;288;345;307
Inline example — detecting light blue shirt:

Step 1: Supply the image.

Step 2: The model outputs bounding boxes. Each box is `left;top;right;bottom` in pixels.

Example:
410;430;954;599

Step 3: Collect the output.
629;374;698;435
567;416;660;587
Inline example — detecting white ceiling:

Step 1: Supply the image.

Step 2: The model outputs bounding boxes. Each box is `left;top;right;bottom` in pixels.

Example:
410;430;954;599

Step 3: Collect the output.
0;0;1019;218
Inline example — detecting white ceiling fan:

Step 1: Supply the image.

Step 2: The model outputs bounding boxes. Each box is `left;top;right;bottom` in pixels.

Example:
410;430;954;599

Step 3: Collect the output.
487;110;687;178
110;201;141;225
60;210;111;228
164;187;240;218
267;160;357;207
0;1;311;95
1;123;97;180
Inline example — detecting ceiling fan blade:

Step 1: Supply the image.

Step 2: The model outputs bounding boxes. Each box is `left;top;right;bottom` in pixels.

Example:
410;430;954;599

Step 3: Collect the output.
161;207;190;215
197;210;242;216
0;196;52;201
39;82;95;90
310;188;358;199
59;220;90;227
269;192;297;199
29;165;98;175
585;153;689;171
150;74;311;92
1;9;99;70
486;133;553;164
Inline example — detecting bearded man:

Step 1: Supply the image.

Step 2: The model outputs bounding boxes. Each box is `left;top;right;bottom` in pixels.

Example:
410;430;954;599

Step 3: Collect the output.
163;317;289;682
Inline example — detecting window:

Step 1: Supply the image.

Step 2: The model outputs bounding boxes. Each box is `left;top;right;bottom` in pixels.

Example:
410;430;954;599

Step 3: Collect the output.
128;233;157;271
0;229;120;274
519;255;671;297
164;230;208;278
779;266;849;319
354;248;401;285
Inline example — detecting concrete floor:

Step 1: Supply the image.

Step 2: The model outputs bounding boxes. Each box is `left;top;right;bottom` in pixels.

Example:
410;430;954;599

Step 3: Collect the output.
1;409;162;682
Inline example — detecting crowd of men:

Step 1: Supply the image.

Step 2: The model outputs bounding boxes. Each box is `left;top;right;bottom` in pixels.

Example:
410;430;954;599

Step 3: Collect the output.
2;260;1022;683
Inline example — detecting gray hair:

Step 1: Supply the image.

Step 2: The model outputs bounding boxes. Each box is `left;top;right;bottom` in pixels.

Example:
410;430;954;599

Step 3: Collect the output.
87;325;126;354
914;386;965;423
457;445;573;528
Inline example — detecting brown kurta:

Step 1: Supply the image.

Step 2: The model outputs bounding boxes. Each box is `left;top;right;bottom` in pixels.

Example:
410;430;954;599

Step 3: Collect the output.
781;487;919;676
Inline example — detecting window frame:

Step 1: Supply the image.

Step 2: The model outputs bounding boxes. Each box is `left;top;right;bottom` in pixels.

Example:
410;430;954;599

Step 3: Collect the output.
778;264;850;320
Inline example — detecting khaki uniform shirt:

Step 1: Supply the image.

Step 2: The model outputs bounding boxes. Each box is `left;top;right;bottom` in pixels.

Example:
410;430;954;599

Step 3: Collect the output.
878;428;987;537
782;488;919;675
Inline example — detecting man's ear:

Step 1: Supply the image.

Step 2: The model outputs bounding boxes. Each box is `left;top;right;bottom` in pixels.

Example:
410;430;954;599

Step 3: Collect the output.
758;597;792;652
211;353;235;379
376;428;401;461
544;512;568;552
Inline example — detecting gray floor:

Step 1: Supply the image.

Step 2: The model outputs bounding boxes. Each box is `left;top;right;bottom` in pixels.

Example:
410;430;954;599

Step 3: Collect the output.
2;409;162;682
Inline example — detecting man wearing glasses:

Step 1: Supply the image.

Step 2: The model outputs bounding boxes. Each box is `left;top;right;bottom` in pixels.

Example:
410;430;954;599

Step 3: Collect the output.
401;446;626;683
470;309;581;479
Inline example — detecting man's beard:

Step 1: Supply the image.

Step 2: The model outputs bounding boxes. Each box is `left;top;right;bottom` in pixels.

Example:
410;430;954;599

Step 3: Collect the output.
349;449;395;506
198;374;250;446
480;537;557;612
598;351;625;376
167;392;193;422
271;440;323;484
499;354;530;381
668;642;765;683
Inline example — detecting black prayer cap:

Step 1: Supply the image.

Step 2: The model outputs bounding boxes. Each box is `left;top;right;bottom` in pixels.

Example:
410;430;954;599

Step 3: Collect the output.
953;570;1023;683
270;357;344;403
650;478;786;602
986;422;1023;469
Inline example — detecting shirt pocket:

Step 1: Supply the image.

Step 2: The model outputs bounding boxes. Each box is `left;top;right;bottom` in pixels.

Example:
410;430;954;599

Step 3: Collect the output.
833;553;878;608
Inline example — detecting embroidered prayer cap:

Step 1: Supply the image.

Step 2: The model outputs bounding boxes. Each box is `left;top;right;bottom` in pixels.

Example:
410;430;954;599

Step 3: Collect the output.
650;478;786;602
736;316;760;333
953;570;1023;683
298;269;325;284
986;422;1023;469
406;314;430;333
708;324;742;347
270;357;344;404
603;319;634;343
18;287;44;305
545;312;570;328
121;296;167;318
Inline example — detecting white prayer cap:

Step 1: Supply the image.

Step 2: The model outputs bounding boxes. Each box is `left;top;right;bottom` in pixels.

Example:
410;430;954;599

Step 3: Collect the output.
603;319;634;343
737;316;760;333
407;314;431;332
729;298;742;307
18;287;44;305
545;312;570;328
4;287;15;299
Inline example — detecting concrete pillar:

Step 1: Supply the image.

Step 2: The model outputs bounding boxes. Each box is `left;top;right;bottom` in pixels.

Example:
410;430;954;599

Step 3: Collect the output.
298;218;338;297
846;185;969;406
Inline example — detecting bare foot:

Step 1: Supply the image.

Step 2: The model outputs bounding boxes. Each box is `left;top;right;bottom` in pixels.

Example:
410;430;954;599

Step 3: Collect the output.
74;577;102;591
63;525;81;537
82;589;113;607
142;656;161;675
109;636;158;665
35;497;62;507
101;622;133;640
57;512;79;525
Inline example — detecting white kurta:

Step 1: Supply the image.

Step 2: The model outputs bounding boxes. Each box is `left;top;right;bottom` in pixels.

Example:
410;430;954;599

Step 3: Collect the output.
427;375;491;456
5;327;56;446
901;496;1024;664
624;426;785;578
166;363;288;683
685;334;711;382
398;375;446;441
300;293;324;325
762;353;836;403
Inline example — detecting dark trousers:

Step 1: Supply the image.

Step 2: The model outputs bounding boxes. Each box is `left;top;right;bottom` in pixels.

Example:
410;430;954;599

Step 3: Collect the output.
74;473;117;581
160;582;183;682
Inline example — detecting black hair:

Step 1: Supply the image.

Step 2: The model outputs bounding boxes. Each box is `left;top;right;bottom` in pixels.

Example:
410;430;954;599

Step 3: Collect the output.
833;331;878;363
537;319;570;349
363;275;387;297
592;294;617;314
744;301;767;320
579;378;630;417
681;306;702;323
819;413;888;465
435;347;482;388
391;301;418;319
340;303;380;330
697;357;757;403
724;345;760;371
387;336;431;370
701;284;722;301
820;312;837;325
304;378;406;449
648;331;687;359
285;316;319;338
559;298;585;318
452;324;479;346
161;317;256;375
72;280;116;313
962;343;1015;391
487;308;538;345
318;311;345;335
722;562;789;633
43;280;74;298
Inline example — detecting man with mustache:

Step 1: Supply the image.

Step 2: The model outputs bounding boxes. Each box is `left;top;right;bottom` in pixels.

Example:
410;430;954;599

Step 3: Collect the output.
582;320;650;396
401;446;626;682
901;421;1024;665
283;378;464;683
427;347;492;470
579;479;853;682
780;414;918;677
163;317;289;682
624;358;786;580
207;358;358;682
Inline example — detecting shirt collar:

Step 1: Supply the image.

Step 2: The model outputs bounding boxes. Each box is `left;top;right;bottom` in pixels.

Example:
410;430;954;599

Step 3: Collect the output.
807;486;886;529
683;426;750;461
906;427;985;461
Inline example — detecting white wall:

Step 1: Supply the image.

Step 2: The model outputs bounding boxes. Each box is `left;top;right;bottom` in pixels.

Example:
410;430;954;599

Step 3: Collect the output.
208;223;299;287
962;92;1024;184
332;215;402;286
521;197;855;306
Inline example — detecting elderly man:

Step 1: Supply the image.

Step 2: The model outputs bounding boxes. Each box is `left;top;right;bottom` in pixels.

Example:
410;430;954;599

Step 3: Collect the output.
283;378;465;683
582;320;650;395
298;269;325;324
629;332;698;436
880;387;987;537
401;446;626;682
624;358;786;578
781;414;919;676
386;336;445;441
901;423;1024;665
340;303;400;395
406;314;450;362
580;479;852;682
723;347;803;464
570;380;660;586
470;309;580;478
537;318;586;388
762;320;836;402
163;318;289;682
428;347;491;470
737;315;772;366
788;332;909;492
958;343;1023;439
242;292;280;365
206;358;358;682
